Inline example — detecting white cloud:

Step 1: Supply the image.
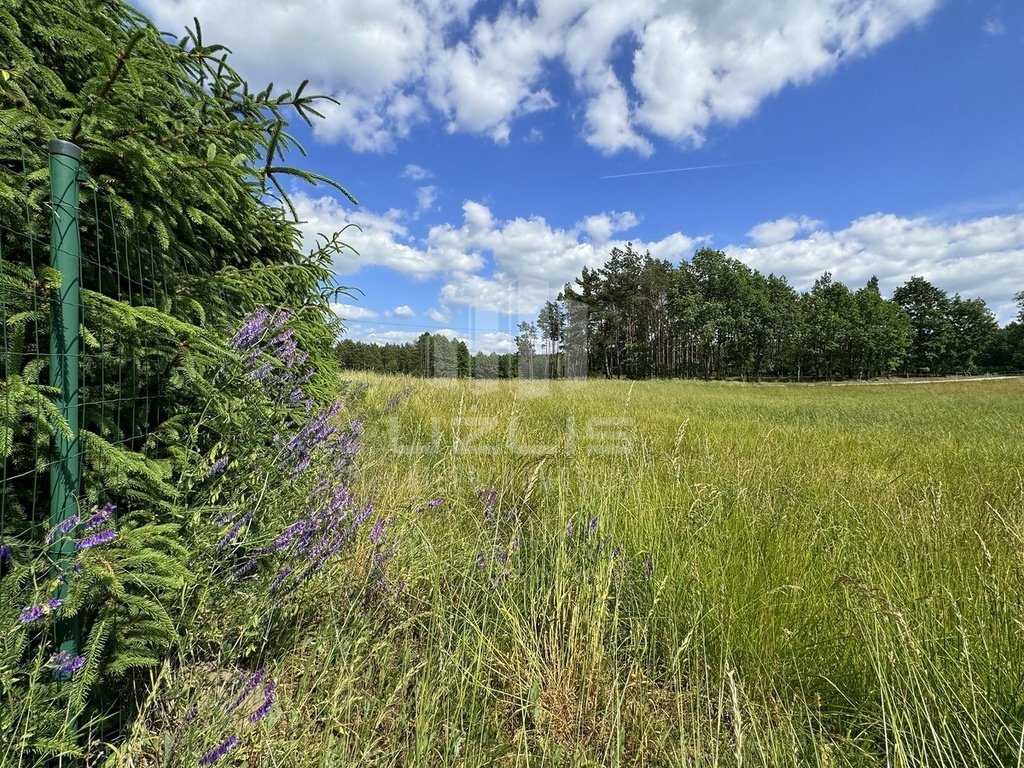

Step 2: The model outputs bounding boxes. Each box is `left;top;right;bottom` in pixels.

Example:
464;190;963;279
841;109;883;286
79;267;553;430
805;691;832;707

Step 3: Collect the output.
298;190;699;315
523;127;544;144
476;331;516;353
426;307;451;323
416;185;439;213
330;302;379;320
730;211;1024;322
747;216;824;246
292;191;484;278
432;202;699;313
393;305;415;317
982;13;1006;36
355;328;424;345
402;164;432;180
579;211;639;242
138;0;939;153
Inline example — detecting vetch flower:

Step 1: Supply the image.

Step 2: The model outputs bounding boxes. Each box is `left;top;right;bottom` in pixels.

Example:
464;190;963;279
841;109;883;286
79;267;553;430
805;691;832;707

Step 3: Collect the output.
227;668;266;714
84;502;115;531
198;735;239;765
208;457;229;477
369;518;387;544
233;558;258;579
216;511;253;552
49;651;85;677
48;515;79;542
427;498;444;509
19;598;61;624
249;680;275;723
231;307;270;351
76;529;117;551
269;565;292;593
19;604;44;624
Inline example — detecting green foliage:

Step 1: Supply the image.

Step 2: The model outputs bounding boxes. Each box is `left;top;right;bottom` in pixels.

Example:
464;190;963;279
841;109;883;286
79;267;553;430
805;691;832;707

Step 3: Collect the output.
553;247;1006;380
0;0;363;761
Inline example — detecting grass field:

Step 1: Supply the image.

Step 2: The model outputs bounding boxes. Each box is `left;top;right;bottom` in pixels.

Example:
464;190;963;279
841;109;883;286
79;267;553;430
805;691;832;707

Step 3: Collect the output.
134;375;1024;766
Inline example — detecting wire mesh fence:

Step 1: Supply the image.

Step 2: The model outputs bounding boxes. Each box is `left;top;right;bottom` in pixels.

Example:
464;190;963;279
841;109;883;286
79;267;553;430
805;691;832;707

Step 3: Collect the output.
1;137;171;657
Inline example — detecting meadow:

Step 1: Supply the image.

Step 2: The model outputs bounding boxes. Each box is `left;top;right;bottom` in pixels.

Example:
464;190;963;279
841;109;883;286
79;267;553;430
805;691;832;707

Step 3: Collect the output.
126;374;1022;767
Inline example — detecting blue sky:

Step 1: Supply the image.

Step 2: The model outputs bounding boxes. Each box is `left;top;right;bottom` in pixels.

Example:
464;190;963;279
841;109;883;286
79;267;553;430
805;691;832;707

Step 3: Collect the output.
138;0;1024;351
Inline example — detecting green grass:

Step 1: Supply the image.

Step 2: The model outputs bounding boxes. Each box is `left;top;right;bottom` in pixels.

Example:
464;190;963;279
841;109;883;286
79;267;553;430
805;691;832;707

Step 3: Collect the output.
128;375;1024;766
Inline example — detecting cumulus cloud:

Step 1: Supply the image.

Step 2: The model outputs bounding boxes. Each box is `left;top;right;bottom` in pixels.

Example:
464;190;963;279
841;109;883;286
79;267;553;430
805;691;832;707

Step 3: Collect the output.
138;0;938;153
330;302;379;320
393;305;415;317
433;202;698;313
295;190;698;314
426;307;451;323
416;185;439;213
402;164;432;180
730;211;1024;321
747;216;824;246
291;191;484;278
351;328;424;346
477;331;517;353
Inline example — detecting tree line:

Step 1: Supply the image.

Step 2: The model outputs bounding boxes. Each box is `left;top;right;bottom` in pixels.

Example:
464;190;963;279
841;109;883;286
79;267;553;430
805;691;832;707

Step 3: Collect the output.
338;245;1024;380
336;333;522;378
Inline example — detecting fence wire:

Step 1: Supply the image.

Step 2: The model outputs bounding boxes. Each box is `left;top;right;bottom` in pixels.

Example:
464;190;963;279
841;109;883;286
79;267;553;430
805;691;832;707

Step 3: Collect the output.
0;139;168;546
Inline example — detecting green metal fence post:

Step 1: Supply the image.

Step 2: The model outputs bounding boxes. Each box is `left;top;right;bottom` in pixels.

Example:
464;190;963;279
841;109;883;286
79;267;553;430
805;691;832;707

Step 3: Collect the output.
48;138;82;662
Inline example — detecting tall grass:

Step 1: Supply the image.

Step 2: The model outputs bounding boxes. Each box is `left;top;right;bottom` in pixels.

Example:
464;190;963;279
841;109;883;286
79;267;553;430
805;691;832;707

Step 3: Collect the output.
126;375;1024;766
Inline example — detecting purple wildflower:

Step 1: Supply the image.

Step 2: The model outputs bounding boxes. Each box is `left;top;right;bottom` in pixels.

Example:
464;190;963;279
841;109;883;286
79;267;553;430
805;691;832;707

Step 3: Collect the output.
369;518;387;544
198;735;239;765
270;565;292;593
270;308;293;330
76;529;118;552
427;498;444;509
355;501;373;526
0;543;11;565
84;503;115;531
231;307;270;351
251;361;273;381
48;515;79;542
249;681;275;723
216;511;253;552
233;558;258;579
49;651;86;677
586;517;599;536
209;457;229;477
19;604;44;624
19;599;60;624
227;668;266;714
476;553;488;570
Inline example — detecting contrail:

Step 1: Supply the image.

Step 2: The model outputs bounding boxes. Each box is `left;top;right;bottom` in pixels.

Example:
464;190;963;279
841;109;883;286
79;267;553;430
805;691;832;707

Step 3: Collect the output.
599;161;768;179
